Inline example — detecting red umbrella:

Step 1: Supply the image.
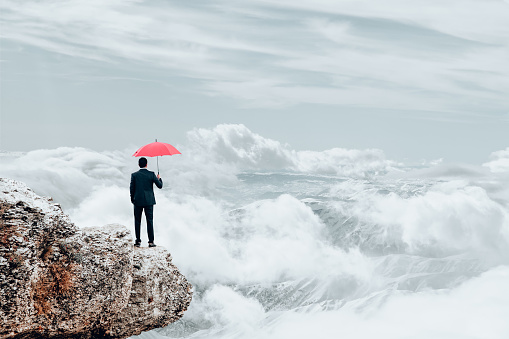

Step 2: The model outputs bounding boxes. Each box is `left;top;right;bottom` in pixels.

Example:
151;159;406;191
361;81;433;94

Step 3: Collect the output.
133;139;181;174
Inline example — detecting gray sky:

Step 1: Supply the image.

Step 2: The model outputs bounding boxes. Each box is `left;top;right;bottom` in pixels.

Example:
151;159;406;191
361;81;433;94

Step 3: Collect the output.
1;0;508;163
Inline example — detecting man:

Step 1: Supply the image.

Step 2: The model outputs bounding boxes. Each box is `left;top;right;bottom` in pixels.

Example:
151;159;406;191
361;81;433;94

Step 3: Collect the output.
130;157;163;247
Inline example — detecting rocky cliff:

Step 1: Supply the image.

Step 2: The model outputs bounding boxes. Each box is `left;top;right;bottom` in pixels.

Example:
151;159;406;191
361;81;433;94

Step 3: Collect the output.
0;178;192;338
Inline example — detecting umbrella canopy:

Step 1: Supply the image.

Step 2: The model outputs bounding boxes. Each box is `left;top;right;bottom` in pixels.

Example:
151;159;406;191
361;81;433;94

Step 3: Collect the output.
133;140;181;174
133;141;181;157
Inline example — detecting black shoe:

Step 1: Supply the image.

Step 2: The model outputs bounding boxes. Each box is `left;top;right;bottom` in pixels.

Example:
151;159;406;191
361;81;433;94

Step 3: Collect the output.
134;240;141;247
148;242;156;248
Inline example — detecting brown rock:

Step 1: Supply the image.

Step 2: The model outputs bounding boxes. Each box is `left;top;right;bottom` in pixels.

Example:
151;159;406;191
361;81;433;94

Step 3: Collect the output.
0;178;192;338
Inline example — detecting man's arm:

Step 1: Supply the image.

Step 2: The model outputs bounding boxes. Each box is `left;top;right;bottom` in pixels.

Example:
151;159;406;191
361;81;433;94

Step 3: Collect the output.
130;173;135;203
154;173;163;189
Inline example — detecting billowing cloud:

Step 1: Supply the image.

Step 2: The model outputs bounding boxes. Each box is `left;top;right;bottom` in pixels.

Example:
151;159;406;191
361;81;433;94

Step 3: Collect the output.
483;147;509;173
185;124;394;176
2;124;509;338
0;124;393;209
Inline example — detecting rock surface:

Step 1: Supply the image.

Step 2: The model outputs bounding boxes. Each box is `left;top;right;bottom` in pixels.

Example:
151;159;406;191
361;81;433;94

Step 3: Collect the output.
0;178;192;338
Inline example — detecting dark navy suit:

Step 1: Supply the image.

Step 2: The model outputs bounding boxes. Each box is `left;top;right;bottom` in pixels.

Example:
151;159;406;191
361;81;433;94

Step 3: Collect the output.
130;168;163;243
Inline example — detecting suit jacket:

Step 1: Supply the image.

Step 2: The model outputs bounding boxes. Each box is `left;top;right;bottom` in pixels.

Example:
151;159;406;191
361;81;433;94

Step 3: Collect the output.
130;168;163;206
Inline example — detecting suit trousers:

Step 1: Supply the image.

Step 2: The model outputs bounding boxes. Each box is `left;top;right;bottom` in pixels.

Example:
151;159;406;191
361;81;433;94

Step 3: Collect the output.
134;205;154;243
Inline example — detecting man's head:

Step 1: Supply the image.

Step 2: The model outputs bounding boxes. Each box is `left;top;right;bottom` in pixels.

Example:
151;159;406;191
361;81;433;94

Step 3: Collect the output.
138;157;148;168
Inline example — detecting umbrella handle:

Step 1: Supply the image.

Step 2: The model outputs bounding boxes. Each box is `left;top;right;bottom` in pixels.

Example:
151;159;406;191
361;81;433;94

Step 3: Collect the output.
156;138;159;175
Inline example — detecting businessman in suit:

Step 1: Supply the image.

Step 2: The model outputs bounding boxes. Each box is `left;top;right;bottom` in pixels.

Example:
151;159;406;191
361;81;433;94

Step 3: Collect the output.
130;157;163;247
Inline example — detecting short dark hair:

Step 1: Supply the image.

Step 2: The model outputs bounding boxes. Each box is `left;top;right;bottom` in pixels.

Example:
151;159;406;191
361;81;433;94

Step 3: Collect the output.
138;157;147;168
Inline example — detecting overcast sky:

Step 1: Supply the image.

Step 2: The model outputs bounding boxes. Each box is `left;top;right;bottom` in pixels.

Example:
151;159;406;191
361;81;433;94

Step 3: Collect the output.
1;0;508;163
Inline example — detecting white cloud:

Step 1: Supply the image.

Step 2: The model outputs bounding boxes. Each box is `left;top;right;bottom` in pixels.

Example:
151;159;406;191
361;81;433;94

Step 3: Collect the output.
0;124;394;212
3;125;509;337
261;0;509;44
1;0;508;113
352;180;509;256
483;147;509;173
0;147;129;208
247;266;509;339
185;124;394;177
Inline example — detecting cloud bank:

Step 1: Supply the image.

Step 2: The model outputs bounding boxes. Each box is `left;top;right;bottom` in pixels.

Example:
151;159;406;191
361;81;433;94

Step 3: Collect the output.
2;124;509;338
0;124;392;207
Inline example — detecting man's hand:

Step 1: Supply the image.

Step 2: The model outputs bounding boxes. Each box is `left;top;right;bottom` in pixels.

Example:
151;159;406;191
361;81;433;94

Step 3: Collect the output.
157;174;161;180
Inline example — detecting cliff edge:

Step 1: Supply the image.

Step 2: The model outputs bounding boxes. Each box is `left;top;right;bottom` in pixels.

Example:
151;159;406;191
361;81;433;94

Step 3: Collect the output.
0;178;192;338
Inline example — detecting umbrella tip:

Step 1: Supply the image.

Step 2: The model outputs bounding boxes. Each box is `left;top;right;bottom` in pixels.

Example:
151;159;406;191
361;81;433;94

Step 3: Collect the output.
155;138;158;142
